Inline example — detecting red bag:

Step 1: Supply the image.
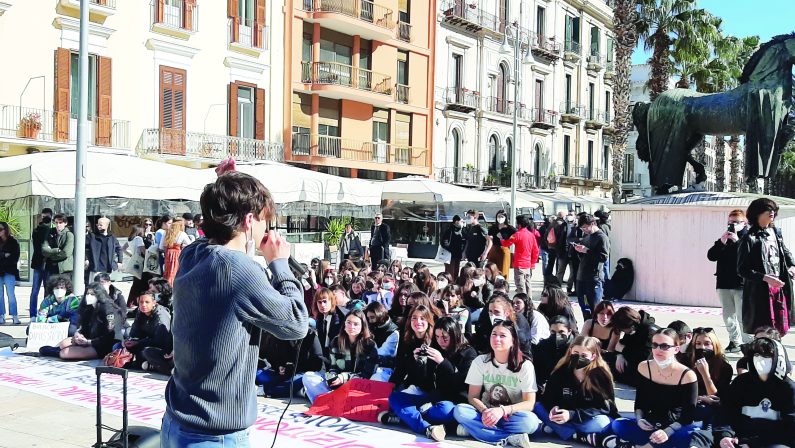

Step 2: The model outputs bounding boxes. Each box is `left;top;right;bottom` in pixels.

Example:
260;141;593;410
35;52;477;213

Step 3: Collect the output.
103;347;133;368
769;286;789;335
546;229;557;246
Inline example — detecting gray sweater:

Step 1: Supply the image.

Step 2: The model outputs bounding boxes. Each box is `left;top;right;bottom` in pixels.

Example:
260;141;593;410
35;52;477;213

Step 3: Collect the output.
164;241;308;433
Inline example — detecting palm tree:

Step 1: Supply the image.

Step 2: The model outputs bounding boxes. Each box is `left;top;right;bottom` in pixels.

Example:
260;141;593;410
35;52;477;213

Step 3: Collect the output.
611;0;641;203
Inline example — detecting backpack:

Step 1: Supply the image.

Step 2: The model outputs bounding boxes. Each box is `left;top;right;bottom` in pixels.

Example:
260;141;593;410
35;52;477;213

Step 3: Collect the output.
545;228;557;246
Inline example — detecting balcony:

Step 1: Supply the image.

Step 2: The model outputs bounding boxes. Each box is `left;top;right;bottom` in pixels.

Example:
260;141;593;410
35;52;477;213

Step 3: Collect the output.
559;101;586;123
439;0;501;38
151;0;198;39
289;133;429;173
436;167;484;187
303;0;395;42
585;109;606;130
59;0;116;20
622;173;642;187
396;83;410;104
482;171;539;189
604;61;615;82
301;61;393;104
530;108;557;129
564;40;581;63
560;165;591;180
587;52;606;72
398;21;412;42
602;112;615;134
483;97;531;120
137;128;284;162
530;32;561;60
228;18;267;56
437;87;479;113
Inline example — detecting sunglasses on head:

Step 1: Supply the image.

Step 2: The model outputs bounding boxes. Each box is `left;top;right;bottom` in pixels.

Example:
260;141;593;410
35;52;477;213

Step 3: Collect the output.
693;327;714;334
652;343;676;351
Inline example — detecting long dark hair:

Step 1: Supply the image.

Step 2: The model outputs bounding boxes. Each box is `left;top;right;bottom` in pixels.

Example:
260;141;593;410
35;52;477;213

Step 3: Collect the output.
746;197;778;228
485;320;526;373
432;316;470;356
551;336;615;400
539;284;574;321
336;310;372;356
403;304;436;347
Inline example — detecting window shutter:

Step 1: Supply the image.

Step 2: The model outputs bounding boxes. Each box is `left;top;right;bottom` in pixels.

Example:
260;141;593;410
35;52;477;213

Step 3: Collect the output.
160;66;186;155
254;0;266;48
95;56;112;147
54;48;71;142
156;0;164;23
184;0;196;30
228;82;238;137
255;87;265;140
228;0;239;43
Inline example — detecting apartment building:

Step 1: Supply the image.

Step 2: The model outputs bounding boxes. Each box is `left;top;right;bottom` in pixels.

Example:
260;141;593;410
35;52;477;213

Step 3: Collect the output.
0;0;285;167
284;0;436;180
433;0;615;198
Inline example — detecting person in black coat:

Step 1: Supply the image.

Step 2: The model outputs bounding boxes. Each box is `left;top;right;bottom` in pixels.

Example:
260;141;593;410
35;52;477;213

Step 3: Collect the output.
441;215;466;282
369;213;391;263
124;292;172;370
0;222;21;324
29;208;53;315
472;293;534;357
84;217;123;285
313;288;346;357
611;307;659;386
533;315;576;388
737;198;795;336
256;328;324;398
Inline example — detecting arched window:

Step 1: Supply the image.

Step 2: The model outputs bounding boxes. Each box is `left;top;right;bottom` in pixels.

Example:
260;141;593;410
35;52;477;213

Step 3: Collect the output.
497;63;509;113
505;138;513;170
452;128;462;168
489;134;499;171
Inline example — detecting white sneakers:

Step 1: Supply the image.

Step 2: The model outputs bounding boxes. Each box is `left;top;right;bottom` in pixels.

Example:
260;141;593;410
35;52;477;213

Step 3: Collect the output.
505;433;532;448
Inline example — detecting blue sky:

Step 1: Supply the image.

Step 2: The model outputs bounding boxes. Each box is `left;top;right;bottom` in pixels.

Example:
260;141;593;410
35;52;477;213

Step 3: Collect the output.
631;0;794;65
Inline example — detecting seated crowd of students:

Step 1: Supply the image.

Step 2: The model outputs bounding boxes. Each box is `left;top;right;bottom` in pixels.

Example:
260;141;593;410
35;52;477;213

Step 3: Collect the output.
31;259;795;448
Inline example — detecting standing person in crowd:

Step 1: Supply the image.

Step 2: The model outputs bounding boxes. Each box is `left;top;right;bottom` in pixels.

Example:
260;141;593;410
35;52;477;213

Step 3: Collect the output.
441;215;466;282
499;215;539;296
255;328;324;398
707;209;751;352
0;222;20;324
738;197;795;336
84;217;123;286
340;222;364;266
684;327;732;426
124;292;172;370
538;218;551;274
162;169;308;447
34;275;81;335
365;302;400;381
532;315;576;387
29;208;53;315
182;213;198;242
143;218;155;248
123;225;149;307
610;328;698;448
537;276;578;331
463;210;491;269
193;214;204;238
543;216;561;277
313;287;346;358
454;320;541;448
154;214;173;273
555;214;576;292
161;217;192;286
369;213;391;263
382;316;478;442
594;210;612;281
612;306;659;386
302;310;378;403
581;301;618;354
573;214;609;320
488;210;516;278
534;336;618;446
42;213;74;279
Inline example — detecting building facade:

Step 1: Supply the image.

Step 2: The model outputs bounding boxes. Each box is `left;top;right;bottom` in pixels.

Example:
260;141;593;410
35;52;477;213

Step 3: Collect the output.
0;0;285;167
283;0;436;180
433;0;615;198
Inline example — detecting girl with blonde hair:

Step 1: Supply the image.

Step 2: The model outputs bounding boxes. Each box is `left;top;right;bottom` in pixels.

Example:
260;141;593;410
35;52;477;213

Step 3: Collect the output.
161;217;191;285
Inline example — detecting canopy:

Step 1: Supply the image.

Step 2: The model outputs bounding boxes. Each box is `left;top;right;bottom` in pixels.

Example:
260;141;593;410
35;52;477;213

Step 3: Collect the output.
382;177;501;203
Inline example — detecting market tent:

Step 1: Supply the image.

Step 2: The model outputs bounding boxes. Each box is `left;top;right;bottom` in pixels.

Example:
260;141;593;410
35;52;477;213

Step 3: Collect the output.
492;189;542;214
381;177;507;221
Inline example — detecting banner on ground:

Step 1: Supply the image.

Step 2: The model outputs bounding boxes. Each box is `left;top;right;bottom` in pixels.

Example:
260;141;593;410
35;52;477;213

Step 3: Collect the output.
306;378;393;423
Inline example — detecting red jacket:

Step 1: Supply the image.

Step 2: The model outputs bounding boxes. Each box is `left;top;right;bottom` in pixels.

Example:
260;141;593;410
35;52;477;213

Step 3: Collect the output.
501;227;540;269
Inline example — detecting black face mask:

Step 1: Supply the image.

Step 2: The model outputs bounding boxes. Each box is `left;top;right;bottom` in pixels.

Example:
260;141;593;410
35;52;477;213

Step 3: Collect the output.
569;354;592;370
555;333;572;349
694;348;715;360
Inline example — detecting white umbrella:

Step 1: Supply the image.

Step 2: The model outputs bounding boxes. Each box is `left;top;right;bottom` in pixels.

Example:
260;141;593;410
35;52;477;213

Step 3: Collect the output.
381;176;502;204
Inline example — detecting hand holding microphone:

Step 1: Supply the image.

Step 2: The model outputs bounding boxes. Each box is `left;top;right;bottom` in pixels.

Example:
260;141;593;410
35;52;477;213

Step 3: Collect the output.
260;230;290;263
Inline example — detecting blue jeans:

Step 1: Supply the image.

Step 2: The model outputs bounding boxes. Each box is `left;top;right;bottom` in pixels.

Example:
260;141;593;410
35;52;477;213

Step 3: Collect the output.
255;369;304;398
603;257;611;282
0;273;18;317
29;268;48;317
389;390;456;434
576;279;604;319
533;403;612;440
540;249;549;272
302;371;331;404
161;411;250;447
453;403;540;444
612;418;698;448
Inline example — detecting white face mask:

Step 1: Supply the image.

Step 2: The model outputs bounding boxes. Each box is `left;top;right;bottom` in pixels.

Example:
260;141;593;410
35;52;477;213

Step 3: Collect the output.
84;293;97;306
324;278;334;286
473;278;485;287
753;355;774;376
497;217;506;224
102;283;111;294
653;356;674;369
733;222;746;232
437;280;448;290
53;288;67;300
489;314;504;326
382;282;393;290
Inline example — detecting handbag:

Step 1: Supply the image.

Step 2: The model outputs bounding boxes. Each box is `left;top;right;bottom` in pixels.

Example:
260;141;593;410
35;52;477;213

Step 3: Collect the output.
103;347;133;368
435;245;452;264
123;249;145;279
142;245;161;276
769;286;790;335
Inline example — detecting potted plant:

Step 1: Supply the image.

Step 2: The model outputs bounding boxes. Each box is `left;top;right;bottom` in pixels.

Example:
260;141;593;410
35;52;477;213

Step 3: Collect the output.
323;217;349;255
18;112;42;139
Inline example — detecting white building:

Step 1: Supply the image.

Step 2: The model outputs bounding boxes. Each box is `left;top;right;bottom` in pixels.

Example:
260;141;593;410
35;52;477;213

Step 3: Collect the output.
0;0;284;167
433;0;615;199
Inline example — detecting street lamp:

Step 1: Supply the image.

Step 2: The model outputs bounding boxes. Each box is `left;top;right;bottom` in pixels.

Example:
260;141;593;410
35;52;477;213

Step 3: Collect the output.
500;10;535;226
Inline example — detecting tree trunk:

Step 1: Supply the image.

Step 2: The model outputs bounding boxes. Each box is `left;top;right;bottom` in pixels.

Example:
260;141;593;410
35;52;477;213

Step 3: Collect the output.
728;135;741;192
611;0;639;204
715;136;725;191
647;30;672;102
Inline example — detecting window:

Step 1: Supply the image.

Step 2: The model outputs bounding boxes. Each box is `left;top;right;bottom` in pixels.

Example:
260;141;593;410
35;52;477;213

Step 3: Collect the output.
302;33;312;62
565;15;580;50
397;51;409;85
399;0;409;22
229;82;264;140
605;91;612;121
587;141;594;179
534;144;542;186
497;63;508;113
623;153;635;182
159;66;186;154
604;144;610;179
563;136;571;175
239;0;254;23
535;79;543;110
565;74;572;107
588;82;595;119
590;26;600;56
394;112;412;164
489;135;499;171
607;38;614;63
452;129;462;169
320;39;352;85
505;138;512;169
237;86;254;139
452;53;463;93
70;53;97;119
536;6;545;37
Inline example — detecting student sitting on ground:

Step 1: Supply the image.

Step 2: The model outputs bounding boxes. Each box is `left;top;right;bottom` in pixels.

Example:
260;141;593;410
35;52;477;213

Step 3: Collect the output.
34;275;81;336
473;293;546;357
301;310;379;404
440;285;470;332
313;287;346;359
534;335;618;446
580;301;618;356
611;306;659;386
532;315;576;388
365;302;400;382
124;292;172;370
255;328;324;398
736;325;781;374
683;327;733;426
388;304;435;389
537;276;579;333
453;320;541;448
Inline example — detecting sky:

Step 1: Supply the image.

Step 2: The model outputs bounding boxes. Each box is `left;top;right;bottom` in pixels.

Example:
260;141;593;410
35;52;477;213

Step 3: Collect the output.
630;0;794;65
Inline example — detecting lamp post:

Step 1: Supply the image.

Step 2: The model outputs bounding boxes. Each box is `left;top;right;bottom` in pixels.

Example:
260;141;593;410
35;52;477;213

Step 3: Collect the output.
500;5;535;226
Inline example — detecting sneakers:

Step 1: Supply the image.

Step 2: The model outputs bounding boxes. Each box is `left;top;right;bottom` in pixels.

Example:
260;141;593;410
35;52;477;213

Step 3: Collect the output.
10;316;20;325
38;345;61;357
425;425;446;442
0;315;5;325
541;423;554;434
418;402;433;415
602;435;634;448
725;342;741;353
296;387;307;399
141;361;150;371
505;433;532;448
378;411;400;425
456;424;470;438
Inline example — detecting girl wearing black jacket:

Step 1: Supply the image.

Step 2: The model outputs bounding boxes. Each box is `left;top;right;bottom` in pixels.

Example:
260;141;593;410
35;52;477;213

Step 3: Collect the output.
0;222;20;324
382;315;477;442
534;336;617;446
365;302;400;382
314;287;346;357
256;328;324;398
611;306;659;386
123;292;172;370
473;293;546;357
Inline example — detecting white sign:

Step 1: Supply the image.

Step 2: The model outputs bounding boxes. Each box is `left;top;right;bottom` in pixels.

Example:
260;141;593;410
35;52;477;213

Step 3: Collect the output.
291;243;324;265
26;322;70;352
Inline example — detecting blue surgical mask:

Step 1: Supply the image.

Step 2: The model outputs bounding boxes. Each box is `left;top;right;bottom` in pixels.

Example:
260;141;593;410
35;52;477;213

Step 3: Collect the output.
382;282;393;290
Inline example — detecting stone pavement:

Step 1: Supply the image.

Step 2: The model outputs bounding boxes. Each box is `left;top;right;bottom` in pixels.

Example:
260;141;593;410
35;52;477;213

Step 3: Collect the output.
1;271;794;448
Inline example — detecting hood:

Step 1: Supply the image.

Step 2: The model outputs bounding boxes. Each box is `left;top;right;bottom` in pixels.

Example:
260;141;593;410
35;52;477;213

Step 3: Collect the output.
749;337;792;381
638;310;655;327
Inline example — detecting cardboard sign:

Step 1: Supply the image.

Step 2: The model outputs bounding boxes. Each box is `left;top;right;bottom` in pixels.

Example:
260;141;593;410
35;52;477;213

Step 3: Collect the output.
26;322;70;352
305;378;394;423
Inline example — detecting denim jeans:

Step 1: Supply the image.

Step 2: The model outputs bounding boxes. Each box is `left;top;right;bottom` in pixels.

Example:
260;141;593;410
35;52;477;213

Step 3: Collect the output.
453;403;540;444
576;279;604;320
302;371;331;404
540;249;549;273
161;411;250;447
0;273;18;317
29;268;48;317
255;369;305;398
533;403;612;440
612;418;698;448
389;390;456;434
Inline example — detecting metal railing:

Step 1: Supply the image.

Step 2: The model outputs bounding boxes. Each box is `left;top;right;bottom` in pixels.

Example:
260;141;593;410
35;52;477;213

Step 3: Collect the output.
306;0;395;31
398;21;412;41
137;128;284;162
605;61;615;73
151;0;198;32
396;84;410;103
439;0;500;35
530;32;562;55
587;53;606;68
0;104;129;148
564;40;581;55
561;165;591;179
483;97;531;118
436;167;484;186
290;133;428;166
560;101;586;117
482;171;538;188
301;61;392;96
439;87;480;109
623;173;642;185
531;108;557;126
585;108;603;122
228;17;266;49
0;105;55;142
